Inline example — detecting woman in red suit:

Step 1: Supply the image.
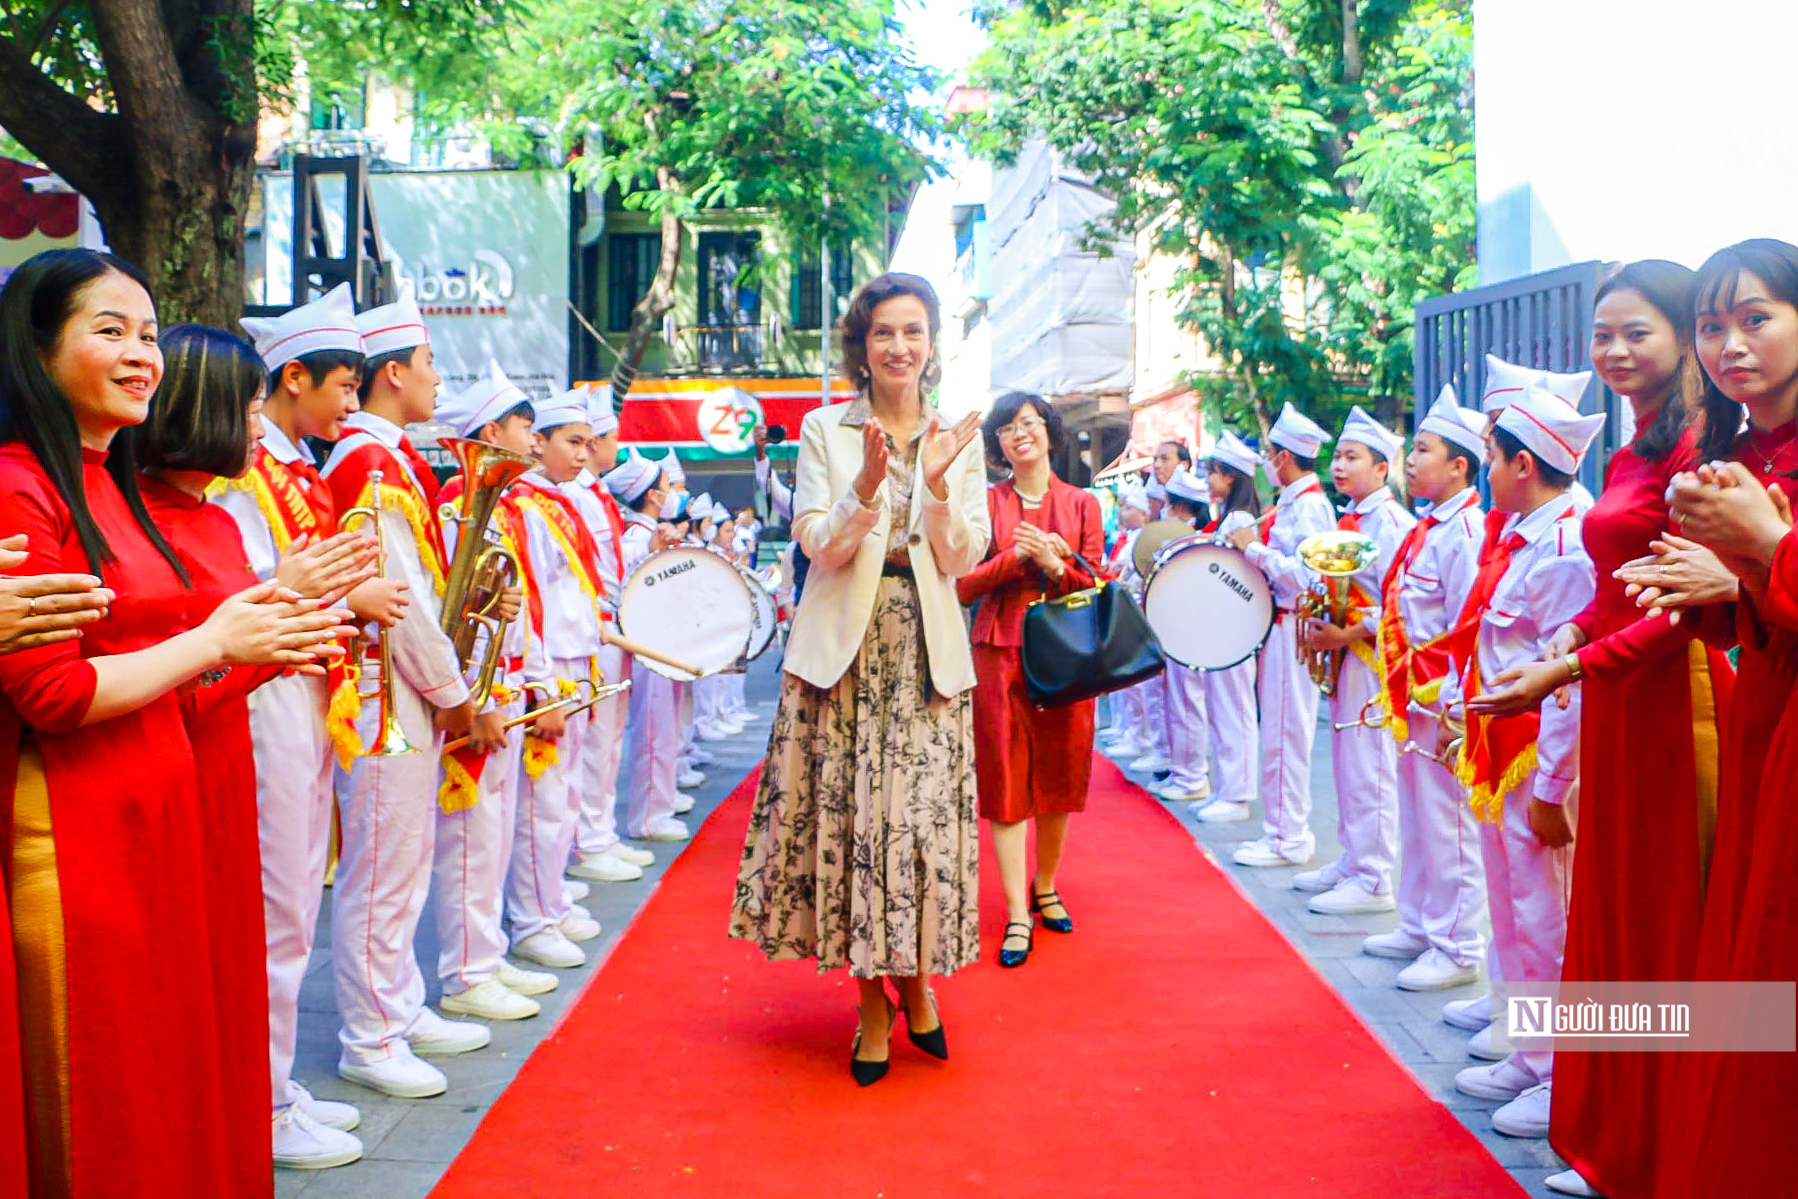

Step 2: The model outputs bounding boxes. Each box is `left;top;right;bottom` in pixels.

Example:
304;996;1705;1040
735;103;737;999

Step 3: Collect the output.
0;250;350;1199
133;325;376;1185
1468;261;1732;1197
956;392;1103;968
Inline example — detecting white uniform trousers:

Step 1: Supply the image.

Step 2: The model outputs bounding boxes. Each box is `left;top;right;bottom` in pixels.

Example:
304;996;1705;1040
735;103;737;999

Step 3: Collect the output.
625;666;683;835
433;706;524;996
677;680;695;764
1482;779;1571;1083
1202;658;1258;805
1394;710;1487;967
507;656;590;943
1162;663;1212;794
1113;680;1147;748
573;643;630;861
724;671;748;718
1256;618;1321;860
1326;654;1399;894
332;680;447;1065
250;672;334;1113
1143;670;1171;759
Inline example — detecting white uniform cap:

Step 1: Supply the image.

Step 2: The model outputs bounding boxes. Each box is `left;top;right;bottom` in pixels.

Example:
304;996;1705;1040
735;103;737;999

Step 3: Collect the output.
533;385;592;433
1495;385;1606;476
1339;405;1403;464
1145;477;1168;501
241;282;363;374
687;493;715;522
436;359;529;439
659;448;686;485
1165;467;1209;508
1206;429;1260;478
1417;383;1487;456
1268;402;1329;458
603;448;660;505
1480;353;1594;415
354;282;429;359
585;382;619;436
1120;482;1150;514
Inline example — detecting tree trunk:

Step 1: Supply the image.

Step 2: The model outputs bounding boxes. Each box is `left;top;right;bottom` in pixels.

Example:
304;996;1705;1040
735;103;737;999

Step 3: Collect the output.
609;167;686;405
95;143;253;329
1340;0;1363;86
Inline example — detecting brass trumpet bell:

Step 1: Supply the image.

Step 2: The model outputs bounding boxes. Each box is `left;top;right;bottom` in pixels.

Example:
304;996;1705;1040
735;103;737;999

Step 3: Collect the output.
1294;530;1380;698
340;470;418;757
437;437;535;707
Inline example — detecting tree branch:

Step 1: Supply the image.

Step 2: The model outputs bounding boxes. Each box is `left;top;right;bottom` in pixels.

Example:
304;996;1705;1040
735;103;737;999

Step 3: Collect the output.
89;0;204;137
25;0;74;59
0;32;123;198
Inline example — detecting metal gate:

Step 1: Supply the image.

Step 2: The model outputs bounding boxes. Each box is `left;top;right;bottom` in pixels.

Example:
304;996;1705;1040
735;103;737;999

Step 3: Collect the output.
1413;259;1623;488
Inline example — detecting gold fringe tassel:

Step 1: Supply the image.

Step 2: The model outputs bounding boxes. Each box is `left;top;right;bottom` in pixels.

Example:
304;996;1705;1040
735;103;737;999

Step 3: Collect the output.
1455;741;1539;825
438;751;482;814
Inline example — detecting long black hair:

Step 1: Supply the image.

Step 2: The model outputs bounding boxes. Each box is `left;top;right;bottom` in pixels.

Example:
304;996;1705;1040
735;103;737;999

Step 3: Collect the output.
0;248;186;581
1207;460;1264;518
1691;238;1798;464
1594;259;1695;463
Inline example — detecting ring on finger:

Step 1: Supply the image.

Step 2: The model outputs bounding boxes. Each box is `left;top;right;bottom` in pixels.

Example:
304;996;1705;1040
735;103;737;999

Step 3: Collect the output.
27;596;37;616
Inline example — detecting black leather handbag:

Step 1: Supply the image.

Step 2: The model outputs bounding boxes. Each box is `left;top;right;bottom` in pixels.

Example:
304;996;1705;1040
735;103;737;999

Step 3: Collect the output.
1021;552;1166;708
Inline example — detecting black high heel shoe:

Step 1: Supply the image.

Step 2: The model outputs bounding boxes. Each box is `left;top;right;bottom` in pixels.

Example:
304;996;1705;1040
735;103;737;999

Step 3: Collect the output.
903;988;949;1061
1030;887;1074;933
850;996;896;1087
998;920;1034;968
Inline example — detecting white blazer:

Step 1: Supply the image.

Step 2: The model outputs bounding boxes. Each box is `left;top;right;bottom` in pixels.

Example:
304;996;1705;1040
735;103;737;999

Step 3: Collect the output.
782;399;991;696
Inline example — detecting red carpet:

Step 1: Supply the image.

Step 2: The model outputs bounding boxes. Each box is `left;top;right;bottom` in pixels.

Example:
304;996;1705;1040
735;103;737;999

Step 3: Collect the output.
432;755;1525;1199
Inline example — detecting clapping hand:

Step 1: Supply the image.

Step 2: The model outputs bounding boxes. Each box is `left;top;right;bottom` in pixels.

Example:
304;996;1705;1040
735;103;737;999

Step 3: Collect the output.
1667;462;1791;566
1014;521;1066;575
1616;535;1741;621
853;418;889;505
199;581;358;676
0;534;114;653
921;411;982;500
276;530;379;602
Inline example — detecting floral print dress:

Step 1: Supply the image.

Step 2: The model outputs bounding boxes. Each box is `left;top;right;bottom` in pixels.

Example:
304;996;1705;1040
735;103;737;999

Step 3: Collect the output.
729;406;980;978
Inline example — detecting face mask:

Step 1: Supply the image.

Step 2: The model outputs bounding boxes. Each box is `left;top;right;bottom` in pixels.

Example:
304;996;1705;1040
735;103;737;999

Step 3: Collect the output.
659;491;688;521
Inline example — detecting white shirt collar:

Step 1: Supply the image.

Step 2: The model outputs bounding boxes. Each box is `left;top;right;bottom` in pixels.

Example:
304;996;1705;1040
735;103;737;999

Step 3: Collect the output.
1507;491;1579;545
259;420;314;466
1351;486;1393;515
1428;487;1479;521
344;411;404;448
1277;472;1322;506
575;467;598;488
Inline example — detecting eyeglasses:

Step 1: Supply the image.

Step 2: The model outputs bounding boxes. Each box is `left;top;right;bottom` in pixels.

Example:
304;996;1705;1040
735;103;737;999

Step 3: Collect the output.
999;415;1046;439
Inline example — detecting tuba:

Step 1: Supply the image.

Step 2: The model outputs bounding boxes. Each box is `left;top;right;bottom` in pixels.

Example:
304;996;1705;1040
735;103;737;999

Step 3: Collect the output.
436;436;536;708
339;470;417;757
1294;530;1380;698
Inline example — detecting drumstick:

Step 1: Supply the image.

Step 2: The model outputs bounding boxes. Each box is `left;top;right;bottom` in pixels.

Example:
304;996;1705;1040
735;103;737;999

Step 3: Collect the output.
602;629;704;677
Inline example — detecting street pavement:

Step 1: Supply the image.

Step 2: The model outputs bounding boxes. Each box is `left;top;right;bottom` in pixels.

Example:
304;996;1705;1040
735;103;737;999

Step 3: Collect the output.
277;663;1562;1198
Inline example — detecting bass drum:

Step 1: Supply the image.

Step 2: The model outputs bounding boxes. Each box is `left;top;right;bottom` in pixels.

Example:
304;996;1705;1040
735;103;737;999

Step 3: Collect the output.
736;562;780;662
1142;537;1275;670
617;547;756;681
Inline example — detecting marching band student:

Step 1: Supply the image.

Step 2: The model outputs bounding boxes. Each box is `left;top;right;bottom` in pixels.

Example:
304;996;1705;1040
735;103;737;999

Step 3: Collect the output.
1294;408;1415;915
1478;355;1597;512
1367;387;1489;996
429;370;561;1023
321;294;490;1098
566;389;655;884
1446;386;1604;1141
1100;484;1151;754
507;388;608;968
604;452;692;842
1148;467;1213;803
1128;476;1173;775
1227;402;1335;867
229;284;404;1152
1190;431;1261;823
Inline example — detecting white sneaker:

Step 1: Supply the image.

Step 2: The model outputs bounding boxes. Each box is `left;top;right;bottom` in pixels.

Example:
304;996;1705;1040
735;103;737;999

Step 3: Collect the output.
1362;929;1430;960
716;717;747;735
338;1047;447;1099
441;978;540;1021
1150;779;1211;801
733;709;762;722
688;745;716;765
1308;879;1397;915
272;1104;364;1169
1443;993;1493;1031
406;1008;492;1056
637;818;690;842
1395;948;1480;991
290;1083;359;1132
1128;751;1171;773
1192;799;1251;823
1467;1022;1507;1061
1291;861;1347;894
1232;839;1308;868
672;793;695;814
676;766;707;789
1105;738;1145;760
559;913;602;942
495;960;558;996
1454;1057;1537;1101
512;928;586;969
568;849;643;883
1492;1082;1552;1137
567;901;593;922
613;844;656;868
1545;1168;1606;1197
564;879;591;901
694;723;731;742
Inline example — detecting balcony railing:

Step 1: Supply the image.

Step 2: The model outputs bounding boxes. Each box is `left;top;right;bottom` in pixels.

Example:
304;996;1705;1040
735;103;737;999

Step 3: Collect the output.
683;322;765;372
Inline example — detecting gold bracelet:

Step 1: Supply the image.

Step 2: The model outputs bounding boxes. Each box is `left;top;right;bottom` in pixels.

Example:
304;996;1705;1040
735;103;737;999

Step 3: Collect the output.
1562;652;1585;682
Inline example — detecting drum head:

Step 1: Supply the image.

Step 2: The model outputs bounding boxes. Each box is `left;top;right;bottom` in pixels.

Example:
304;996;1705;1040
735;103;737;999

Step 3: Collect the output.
618;547;756;680
738;563;779;661
1142;541;1275;670
1133;519;1194;578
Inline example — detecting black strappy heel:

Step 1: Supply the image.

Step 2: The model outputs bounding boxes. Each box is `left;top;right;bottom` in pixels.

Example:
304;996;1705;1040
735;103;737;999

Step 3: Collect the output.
998;920;1034;968
1031;887;1074;934
850;995;896;1086
903;988;949;1061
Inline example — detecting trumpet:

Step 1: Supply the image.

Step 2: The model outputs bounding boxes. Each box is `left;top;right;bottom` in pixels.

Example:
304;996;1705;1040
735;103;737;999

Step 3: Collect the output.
1295;531;1380;698
442;677;634;754
1333;695;1388;732
339;470;417;757
1400;707;1467;767
437;437;536;707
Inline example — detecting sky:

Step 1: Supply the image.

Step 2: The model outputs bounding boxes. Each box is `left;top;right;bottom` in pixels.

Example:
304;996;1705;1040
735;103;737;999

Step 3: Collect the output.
896;0;987;93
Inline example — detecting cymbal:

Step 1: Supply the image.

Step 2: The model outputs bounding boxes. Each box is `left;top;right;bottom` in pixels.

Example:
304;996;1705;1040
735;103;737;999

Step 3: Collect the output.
1133;519;1194;577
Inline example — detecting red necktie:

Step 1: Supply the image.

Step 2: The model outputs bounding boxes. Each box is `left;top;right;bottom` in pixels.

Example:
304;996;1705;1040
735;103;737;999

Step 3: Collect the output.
1440;511;1527;673
397;436;441;506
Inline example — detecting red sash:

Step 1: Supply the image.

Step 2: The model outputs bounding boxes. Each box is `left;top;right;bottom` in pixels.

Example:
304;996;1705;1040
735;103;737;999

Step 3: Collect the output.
515;478;607;614
325;439;451;587
1258;480;1323;541
440;475;545;638
1373;514;1439;741
587;480;628;584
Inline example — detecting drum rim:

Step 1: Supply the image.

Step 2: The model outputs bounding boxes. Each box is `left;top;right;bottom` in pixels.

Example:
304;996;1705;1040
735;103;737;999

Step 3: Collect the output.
735;560;779;661
618;546;757;679
1142;539;1274;672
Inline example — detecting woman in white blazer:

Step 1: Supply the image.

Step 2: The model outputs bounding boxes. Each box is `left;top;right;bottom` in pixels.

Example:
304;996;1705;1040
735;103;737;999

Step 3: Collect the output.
730;273;989;1087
